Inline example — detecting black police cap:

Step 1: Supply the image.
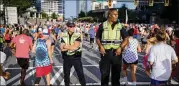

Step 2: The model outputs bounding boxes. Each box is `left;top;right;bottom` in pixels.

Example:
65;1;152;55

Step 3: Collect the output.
66;21;75;27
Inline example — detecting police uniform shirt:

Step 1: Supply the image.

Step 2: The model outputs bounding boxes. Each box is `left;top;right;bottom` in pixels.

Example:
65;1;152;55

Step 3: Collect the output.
60;32;81;44
96;21;126;41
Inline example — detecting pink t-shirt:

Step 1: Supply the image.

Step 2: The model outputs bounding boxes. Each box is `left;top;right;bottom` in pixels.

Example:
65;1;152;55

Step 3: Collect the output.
12;34;32;58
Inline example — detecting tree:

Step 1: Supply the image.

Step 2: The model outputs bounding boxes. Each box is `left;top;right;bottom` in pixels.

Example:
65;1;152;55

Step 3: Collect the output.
3;0;33;16
41;11;48;19
118;4;128;22
51;12;58;19
78;10;86;18
117;4;137;23
160;0;179;23
87;10;95;17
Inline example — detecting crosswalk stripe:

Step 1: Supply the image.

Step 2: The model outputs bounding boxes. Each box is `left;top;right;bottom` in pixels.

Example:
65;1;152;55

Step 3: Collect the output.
52;55;63;66
83;67;100;83
5;65;100;69
14;69;35;85
7;69;32;84
64;82;151;85
50;67;63;84
60;67;75;85
82;54;99;65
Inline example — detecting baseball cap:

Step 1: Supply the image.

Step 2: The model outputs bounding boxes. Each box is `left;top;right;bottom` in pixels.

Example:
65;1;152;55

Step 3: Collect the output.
66;21;75;27
42;28;49;35
38;27;43;32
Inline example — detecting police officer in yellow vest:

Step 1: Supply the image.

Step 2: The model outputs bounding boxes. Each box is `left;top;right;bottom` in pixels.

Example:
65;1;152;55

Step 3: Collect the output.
60;21;86;86
96;8;122;86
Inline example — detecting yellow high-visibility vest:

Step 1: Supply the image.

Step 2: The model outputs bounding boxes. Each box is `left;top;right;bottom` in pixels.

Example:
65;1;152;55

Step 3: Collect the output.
101;21;122;49
62;32;81;55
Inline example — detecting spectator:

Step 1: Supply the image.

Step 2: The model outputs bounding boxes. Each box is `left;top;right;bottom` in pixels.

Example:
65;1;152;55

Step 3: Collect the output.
148;29;178;86
121;28;141;85
0;51;10;85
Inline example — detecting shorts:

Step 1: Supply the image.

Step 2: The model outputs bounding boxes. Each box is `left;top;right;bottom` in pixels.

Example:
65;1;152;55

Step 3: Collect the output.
90;38;94;43
17;58;29;69
151;79;168;85
51;42;55;46
123;59;138;65
5;40;11;43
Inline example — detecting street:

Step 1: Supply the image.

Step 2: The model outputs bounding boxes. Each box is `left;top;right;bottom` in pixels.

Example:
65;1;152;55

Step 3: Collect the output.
3;40;178;85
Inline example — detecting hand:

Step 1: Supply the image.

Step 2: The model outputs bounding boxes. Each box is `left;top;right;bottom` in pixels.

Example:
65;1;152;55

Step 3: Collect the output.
115;48;121;56
4;72;10;79
11;49;16;55
50;59;53;64
99;46;106;56
63;44;70;49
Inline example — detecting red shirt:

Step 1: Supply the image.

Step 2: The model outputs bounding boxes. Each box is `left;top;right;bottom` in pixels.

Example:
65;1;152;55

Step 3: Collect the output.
12;34;32;58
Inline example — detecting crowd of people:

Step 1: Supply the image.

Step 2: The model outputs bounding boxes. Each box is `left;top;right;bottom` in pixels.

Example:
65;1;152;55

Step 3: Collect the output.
0;8;179;86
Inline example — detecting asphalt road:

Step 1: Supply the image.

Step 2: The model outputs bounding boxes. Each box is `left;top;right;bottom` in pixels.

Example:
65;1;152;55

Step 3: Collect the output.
2;40;178;86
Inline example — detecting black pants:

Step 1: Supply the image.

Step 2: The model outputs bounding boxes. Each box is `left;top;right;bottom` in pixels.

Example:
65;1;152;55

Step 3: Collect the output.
63;55;86;86
99;49;122;86
0;43;3;51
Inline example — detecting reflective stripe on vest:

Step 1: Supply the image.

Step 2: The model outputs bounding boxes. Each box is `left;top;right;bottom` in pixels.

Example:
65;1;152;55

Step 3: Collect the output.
62;32;81;55
101;21;122;49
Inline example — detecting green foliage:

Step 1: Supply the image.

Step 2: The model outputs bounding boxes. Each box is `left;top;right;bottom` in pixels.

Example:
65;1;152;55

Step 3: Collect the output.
3;0;33;16
118;4;137;23
41;11;48;19
77;17;93;22
78;10;86;18
118;4;128;22
51;12;58;19
87;10;95;17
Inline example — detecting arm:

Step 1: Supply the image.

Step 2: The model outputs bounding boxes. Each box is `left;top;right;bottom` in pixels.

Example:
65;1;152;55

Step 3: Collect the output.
32;40;37;53
145;43;151;55
137;41;142;52
29;38;33;51
10;37;16;49
46;39;53;63
120;37;128;50
171;49;178;64
60;43;68;51
59;38;68;51
148;48;155;66
64;41;81;51
96;39;103;49
96;24;103;49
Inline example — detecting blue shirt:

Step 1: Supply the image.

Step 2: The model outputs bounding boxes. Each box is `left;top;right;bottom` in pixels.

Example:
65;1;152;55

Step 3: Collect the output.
0;28;5;34
88;28;95;38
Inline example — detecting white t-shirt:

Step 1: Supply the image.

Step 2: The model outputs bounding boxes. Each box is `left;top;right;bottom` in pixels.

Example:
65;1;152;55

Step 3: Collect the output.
0;51;6;85
0;76;6;85
0;51;6;64
148;43;177;81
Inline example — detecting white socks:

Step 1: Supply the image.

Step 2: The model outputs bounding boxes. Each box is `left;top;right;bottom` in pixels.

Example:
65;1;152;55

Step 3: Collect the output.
123;77;136;86
123;77;128;84
132;82;136;86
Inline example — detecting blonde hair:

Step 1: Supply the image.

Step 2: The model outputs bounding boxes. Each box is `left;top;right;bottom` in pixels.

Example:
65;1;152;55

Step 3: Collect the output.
156;29;167;42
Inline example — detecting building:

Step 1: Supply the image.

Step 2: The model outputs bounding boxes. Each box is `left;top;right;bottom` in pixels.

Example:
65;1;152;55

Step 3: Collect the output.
40;0;64;18
91;0;117;10
76;0;88;17
136;0;165;23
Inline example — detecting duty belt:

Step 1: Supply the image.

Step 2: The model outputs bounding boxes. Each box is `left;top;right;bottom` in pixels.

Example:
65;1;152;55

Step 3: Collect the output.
101;40;122;44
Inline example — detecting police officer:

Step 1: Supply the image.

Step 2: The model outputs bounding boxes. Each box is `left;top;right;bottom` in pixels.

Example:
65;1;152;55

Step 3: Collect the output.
96;8;122;86
60;21;86;86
